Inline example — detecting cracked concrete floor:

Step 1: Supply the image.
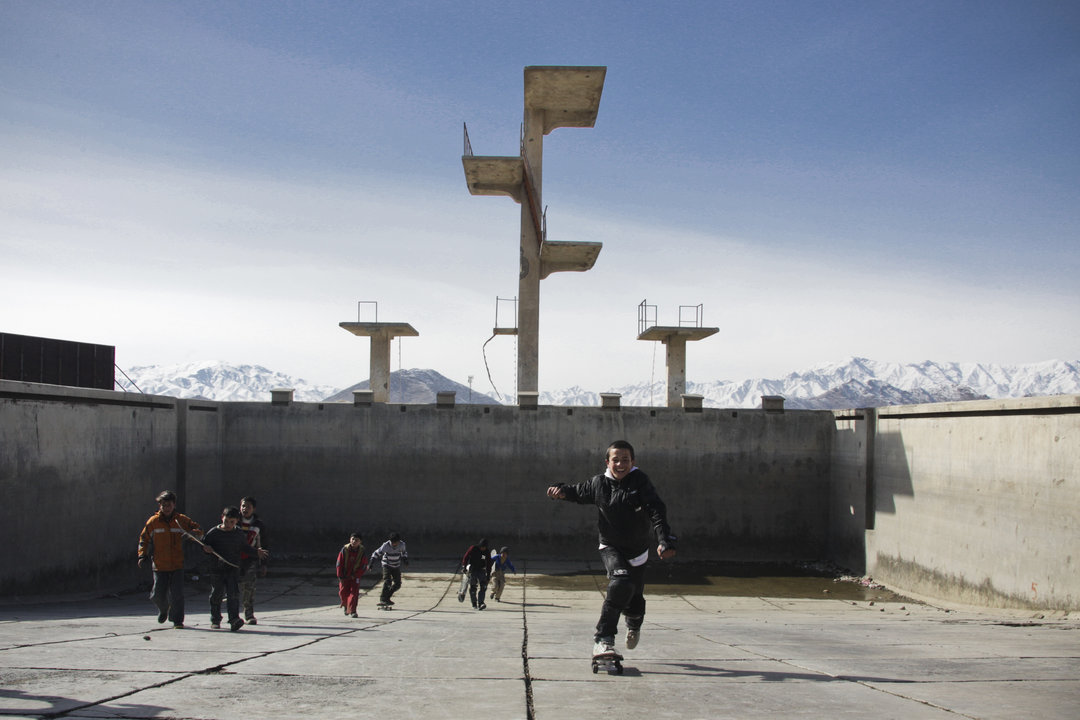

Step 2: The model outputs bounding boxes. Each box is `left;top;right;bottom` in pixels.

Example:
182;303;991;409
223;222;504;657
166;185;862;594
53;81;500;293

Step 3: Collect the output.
1;559;1078;719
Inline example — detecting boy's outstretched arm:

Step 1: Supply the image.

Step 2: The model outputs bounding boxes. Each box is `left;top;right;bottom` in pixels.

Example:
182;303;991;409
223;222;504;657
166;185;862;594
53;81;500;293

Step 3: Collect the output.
546;485;566;500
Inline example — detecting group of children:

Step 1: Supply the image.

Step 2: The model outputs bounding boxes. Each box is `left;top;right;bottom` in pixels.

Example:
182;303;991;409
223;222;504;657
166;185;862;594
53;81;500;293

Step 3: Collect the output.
137;492;270;630
335;533;516;615
139;439;676;663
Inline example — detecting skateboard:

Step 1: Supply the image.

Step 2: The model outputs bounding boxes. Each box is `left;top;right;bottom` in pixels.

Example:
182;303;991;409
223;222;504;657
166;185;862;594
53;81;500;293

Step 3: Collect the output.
591;651;624;674
457;568;468;602
377;602;393;611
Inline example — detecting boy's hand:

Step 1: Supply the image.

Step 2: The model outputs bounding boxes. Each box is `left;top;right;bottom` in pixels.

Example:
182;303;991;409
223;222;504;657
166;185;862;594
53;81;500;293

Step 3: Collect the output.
657;545;676;561
546;486;565;499
203;546;213;554
258;548;270;559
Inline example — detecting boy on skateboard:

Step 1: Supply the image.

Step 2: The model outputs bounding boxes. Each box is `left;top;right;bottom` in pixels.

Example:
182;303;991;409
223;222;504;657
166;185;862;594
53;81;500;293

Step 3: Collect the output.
547;440;677;662
370;532;408;608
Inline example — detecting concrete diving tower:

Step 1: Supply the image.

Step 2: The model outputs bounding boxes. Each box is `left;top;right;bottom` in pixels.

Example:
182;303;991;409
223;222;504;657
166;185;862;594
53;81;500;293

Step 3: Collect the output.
637;301;718;408
462;66;606;398
339;321;419;403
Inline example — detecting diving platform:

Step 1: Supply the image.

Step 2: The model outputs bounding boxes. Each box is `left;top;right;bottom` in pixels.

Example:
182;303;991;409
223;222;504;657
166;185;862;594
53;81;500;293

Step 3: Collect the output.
339;321;419;404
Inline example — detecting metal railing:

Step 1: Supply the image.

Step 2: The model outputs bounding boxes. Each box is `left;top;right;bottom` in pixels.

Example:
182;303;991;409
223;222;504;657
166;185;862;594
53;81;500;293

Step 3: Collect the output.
639;300;707;333
679;304;705;327
356;301;378;323
494;296;518;332
638;299;658;336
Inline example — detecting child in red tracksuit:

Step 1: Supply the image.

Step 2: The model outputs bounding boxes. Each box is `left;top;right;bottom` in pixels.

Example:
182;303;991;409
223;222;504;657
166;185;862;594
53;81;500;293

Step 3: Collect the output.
336;532;369;617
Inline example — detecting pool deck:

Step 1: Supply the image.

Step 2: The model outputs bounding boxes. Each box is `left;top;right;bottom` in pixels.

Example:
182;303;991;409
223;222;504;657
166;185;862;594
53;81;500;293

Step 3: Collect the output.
1;560;1077;719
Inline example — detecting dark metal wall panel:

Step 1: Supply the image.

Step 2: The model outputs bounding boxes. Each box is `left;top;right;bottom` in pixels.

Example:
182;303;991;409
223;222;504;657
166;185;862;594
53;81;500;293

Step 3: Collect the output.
0;332;114;390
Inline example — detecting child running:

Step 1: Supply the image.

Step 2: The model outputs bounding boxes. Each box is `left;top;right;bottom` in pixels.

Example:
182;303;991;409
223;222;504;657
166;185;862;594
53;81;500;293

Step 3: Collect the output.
203;506;269;631
489;546;516;602
336;532;369;617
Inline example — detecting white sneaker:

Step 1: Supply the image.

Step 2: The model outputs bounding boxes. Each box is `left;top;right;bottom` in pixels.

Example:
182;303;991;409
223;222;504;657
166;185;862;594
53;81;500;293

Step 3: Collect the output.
593;638;616;656
626;628;640;650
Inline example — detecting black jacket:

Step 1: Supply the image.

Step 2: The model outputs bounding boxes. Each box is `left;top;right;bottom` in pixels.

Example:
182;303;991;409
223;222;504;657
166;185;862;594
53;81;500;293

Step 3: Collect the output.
461;545;491;578
555;468;674;559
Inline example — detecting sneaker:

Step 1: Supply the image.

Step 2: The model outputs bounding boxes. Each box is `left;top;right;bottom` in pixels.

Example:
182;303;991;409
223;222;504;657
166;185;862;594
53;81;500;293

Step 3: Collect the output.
211;621;221;629
593;637;616;657
457;592;465;603
626;628;640;650
350;612;358;618
157;610;168;624
172;623;185;630
229;618;244;632
478;602;487;610
246;617;257;625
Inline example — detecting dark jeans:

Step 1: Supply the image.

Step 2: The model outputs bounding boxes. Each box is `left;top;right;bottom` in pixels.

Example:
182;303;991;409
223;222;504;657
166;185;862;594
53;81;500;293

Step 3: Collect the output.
595;546;647;641
380;566;402;603
468;569;489;607
151;569;186;624
209;568;241;624
239;563;258;619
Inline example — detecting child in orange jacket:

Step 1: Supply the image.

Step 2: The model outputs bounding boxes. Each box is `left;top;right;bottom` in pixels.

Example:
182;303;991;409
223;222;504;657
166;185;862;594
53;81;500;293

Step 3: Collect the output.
137;490;203;629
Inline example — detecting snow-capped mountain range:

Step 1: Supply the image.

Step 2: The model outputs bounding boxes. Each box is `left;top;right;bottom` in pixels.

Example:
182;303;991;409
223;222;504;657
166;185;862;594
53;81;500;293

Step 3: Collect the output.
542;357;1080;409
117;361;340;403
115;357;1080;409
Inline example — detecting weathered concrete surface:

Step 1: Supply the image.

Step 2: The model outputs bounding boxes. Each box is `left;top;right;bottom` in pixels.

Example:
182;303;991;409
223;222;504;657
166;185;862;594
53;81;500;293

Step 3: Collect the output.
3;379;1078;611
865;396;1080;610
1;561;1077;720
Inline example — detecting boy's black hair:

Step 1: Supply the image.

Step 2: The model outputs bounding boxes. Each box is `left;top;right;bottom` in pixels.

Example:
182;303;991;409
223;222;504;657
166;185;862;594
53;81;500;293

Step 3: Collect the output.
606;440;635;461
222;506;241;519
388;532;401;542
156;490;177;503
241;496;257;506
350;531;363;540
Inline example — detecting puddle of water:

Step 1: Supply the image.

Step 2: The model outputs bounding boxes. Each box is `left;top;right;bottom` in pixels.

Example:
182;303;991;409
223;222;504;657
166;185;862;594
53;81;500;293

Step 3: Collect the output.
528;561;911;603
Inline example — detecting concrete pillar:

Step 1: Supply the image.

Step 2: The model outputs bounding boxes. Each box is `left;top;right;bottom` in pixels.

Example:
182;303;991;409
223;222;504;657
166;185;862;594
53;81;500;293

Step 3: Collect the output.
436;391;456;408
352;390;374;407
369;329;394;403
271;388;294;405
518;391;539;409
518;107;544;394
665;337;688;408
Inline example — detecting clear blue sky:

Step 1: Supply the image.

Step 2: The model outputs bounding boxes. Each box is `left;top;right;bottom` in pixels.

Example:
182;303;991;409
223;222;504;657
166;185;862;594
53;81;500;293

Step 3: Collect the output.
3;1;1078;393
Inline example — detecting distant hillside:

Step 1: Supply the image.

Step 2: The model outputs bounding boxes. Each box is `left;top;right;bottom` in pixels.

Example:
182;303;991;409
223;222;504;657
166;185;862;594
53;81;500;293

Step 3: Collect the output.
322;369;500;404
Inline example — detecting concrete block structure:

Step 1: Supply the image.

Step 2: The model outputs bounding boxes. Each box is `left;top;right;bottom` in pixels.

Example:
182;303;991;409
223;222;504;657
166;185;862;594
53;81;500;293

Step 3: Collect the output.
2;378;1077;611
